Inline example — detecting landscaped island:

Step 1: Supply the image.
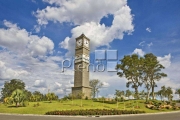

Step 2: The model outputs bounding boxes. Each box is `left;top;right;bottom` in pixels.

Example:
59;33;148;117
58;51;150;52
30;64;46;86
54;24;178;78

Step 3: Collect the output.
0;99;179;115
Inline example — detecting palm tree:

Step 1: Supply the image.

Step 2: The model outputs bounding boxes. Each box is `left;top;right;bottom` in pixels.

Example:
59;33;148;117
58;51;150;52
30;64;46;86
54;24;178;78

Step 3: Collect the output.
46;93;56;103
11;89;26;107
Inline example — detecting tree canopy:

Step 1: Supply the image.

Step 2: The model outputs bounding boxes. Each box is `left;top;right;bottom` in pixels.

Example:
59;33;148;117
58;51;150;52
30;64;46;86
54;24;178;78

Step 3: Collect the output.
89;79;103;98
116;53;167;100
1;79;25;99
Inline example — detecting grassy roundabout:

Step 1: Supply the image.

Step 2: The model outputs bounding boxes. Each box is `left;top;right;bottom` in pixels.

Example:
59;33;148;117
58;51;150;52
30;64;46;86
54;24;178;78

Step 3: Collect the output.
0;99;179;115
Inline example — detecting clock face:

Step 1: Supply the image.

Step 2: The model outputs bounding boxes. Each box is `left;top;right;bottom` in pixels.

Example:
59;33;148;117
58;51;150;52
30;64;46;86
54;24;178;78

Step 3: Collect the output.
77;39;82;47
84;39;89;47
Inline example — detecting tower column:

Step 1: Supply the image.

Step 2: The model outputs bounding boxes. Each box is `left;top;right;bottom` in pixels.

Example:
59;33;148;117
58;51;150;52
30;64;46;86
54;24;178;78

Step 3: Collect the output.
72;34;92;99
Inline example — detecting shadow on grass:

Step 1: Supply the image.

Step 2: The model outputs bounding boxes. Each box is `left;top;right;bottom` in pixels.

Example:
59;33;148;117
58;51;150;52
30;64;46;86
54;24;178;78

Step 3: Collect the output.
43;101;52;103
93;101;116;104
7;105;24;108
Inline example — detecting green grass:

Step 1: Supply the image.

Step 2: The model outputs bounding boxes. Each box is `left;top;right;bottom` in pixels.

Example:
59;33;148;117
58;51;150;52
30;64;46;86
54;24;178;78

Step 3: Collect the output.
0;100;179;115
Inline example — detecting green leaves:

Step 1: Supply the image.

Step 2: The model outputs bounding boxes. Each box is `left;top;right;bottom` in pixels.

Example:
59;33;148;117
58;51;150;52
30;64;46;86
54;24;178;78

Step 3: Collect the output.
11;89;26;107
89;79;103;98
116;53;167;100
1;79;25;99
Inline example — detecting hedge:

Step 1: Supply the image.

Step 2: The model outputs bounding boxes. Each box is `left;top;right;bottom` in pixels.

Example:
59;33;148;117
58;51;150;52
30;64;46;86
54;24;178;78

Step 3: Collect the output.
45;109;145;116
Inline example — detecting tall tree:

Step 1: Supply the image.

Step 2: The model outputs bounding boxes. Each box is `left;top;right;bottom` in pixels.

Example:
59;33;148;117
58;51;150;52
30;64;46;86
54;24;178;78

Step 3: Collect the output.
161;86;167;102
89;79;103;98
166;87;173;102
24;90;32;101
175;89;180;100
116;54;143;99
115;90;125;108
157;90;163;101
1;79;25;100
125;89;132;99
143;53;167;100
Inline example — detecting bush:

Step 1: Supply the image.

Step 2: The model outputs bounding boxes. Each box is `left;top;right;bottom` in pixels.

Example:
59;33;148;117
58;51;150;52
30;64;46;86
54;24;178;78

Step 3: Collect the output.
45;109;145;116
33;103;40;107
22;101;29;107
85;96;88;100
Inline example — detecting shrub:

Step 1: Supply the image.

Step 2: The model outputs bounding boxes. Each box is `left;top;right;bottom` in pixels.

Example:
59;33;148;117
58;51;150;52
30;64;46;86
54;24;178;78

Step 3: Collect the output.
85;96;88;100
22;101;29;107
33;104;37;107
45;109;145;116
171;102;176;107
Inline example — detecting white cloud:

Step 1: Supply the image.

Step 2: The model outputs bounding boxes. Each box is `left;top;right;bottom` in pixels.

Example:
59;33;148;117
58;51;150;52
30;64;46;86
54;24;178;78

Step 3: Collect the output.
0;60;29;80
146;27;151;32
157;54;171;68
0;20;30;52
36;0;127;25
60;8;134;56
139;41;145;46
102;82;110;88
132;48;145;56
35;0;134;56
34;80;47;88
0;21;73;97
147;42;153;47
0;20;54;56
55;82;62;87
28;36;54;57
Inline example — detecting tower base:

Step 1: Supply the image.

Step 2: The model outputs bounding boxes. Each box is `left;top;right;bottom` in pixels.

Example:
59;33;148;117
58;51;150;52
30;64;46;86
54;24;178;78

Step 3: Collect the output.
72;86;92;99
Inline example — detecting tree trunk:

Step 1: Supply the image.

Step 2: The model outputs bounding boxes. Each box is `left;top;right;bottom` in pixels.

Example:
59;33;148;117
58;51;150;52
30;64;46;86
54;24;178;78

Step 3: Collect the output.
152;85;155;100
146;89;150;102
134;87;139;99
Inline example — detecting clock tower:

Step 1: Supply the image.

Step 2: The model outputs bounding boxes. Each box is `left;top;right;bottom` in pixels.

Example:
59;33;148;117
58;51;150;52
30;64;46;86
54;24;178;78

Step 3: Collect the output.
72;34;92;99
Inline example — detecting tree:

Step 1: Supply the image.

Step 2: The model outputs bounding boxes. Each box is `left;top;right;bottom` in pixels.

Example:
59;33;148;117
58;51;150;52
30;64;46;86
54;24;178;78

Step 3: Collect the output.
78;91;85;107
143;53;167;100
89;79;103;98
125;89;132;99
69;93;75;105
46;92;56;103
116;54;143;99
115;90;125;109
166;87;173;102
11;89;26;107
157;90;163;101
175;89;180;100
161;86;167;102
1;79;25;100
32;91;43;101
24;90;32;101
139;90;146;100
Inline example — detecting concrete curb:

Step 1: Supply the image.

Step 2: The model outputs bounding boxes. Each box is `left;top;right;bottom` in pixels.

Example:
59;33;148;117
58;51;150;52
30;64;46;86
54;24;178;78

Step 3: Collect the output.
0;110;180;118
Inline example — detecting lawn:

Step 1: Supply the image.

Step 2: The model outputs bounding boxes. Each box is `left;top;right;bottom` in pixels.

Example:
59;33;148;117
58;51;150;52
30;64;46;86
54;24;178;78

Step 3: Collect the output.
0;100;179;115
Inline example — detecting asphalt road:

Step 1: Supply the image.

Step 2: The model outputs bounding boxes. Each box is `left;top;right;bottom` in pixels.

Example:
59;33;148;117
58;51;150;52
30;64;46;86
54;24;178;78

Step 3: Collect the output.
0;112;180;120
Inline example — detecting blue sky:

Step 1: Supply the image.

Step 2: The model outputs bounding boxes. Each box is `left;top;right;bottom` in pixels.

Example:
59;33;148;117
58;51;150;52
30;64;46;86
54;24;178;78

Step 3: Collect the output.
0;0;180;98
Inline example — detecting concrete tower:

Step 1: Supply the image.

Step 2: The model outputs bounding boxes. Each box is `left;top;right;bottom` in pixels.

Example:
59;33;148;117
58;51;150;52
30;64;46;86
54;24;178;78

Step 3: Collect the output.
72;34;91;99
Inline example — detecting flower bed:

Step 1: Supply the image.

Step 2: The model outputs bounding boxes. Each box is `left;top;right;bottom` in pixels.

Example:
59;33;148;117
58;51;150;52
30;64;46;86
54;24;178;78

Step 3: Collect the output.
45;109;145;116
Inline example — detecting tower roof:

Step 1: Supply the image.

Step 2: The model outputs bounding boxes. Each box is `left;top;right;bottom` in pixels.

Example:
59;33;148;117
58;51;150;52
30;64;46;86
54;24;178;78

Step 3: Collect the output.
76;33;90;41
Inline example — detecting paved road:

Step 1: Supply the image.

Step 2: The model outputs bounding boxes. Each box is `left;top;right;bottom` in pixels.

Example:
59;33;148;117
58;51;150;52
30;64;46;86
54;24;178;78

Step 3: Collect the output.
0;112;180;120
